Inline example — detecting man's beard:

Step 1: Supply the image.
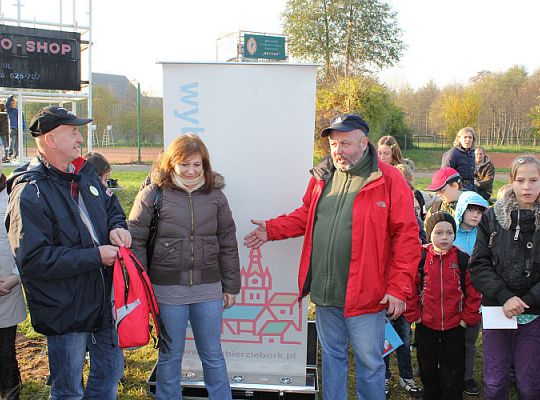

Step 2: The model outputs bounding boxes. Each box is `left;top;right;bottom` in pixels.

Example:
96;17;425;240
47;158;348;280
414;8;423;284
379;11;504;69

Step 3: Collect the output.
333;152;364;171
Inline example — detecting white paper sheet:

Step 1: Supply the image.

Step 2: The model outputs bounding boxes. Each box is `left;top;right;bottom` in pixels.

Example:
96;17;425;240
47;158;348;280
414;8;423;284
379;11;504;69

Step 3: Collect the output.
481;306;518;329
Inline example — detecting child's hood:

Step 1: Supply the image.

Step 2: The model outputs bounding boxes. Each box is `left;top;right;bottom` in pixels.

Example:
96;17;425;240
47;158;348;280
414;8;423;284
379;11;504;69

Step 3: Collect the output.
455;191;489;226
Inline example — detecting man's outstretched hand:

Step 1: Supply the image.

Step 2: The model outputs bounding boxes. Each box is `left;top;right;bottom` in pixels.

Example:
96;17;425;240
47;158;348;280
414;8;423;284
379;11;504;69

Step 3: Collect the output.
243;219;268;249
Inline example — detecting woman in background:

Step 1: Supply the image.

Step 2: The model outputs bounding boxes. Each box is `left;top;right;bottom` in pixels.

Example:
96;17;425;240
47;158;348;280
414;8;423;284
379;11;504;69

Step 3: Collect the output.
441;127;476;191
377;135;415;169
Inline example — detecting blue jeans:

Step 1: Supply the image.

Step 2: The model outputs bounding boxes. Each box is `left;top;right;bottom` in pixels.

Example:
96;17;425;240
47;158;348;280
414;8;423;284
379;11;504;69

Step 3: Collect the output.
7;128;17;158
46;315;124;400
316;307;386;400
384;315;414;379
156;300;231;400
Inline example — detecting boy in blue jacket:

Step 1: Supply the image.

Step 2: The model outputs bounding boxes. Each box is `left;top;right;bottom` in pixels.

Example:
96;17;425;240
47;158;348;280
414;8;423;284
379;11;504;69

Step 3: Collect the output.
454;191;489;255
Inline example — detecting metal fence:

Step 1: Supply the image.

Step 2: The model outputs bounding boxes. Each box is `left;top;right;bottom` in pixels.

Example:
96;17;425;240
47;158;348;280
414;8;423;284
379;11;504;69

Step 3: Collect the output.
412;134;538;150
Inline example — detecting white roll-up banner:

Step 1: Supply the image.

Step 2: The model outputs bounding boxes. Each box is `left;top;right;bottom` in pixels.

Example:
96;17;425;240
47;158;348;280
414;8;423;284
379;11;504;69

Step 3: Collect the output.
161;62;318;382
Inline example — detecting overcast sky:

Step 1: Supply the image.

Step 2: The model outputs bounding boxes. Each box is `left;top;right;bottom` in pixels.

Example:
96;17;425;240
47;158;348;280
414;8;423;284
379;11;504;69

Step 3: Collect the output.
2;0;540;95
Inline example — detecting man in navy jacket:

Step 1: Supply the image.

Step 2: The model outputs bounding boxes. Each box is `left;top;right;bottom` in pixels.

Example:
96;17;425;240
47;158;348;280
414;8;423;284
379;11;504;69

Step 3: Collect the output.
5;106;131;399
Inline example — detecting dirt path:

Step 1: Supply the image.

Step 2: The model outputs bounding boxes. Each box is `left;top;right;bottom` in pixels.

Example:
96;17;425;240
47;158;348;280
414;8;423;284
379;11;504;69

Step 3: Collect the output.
414;170;509;180
16;334;49;383
15;146;162;164
488;151;536;167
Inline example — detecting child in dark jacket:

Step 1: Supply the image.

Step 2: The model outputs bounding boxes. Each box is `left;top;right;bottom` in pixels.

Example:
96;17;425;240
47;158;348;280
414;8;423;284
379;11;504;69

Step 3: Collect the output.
470;155;540;400
406;211;481;400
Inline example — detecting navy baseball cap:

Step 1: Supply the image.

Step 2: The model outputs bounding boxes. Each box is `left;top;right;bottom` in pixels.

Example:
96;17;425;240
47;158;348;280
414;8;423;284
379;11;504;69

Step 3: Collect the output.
29;106;92;137
321;114;370;137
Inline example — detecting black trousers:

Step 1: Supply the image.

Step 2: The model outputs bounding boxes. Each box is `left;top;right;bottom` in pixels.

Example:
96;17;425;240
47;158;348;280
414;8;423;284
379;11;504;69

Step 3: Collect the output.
416;323;465;400
0;325;21;400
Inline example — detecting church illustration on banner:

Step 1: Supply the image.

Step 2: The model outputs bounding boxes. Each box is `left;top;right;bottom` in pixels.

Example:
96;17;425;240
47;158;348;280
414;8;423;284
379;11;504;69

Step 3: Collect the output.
220;248;303;345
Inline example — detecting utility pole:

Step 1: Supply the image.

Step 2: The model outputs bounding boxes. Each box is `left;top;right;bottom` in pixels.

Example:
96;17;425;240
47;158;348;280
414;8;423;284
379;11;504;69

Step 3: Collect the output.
137;82;141;163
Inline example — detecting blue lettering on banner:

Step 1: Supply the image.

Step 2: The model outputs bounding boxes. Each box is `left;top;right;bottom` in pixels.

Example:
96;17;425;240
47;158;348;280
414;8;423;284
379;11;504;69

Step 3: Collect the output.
173;82;205;134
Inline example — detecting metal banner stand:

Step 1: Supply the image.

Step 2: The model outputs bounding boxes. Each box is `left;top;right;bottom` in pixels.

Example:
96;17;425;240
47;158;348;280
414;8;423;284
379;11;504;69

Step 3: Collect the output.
146;320;318;399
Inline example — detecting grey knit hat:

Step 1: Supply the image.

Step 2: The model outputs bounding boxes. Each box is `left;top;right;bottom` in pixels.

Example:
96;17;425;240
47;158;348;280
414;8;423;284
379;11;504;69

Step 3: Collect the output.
425;211;456;241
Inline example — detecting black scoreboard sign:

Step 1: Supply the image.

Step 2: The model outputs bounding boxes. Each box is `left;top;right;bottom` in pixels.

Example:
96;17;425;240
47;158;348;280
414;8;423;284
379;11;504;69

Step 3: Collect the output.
0;24;81;90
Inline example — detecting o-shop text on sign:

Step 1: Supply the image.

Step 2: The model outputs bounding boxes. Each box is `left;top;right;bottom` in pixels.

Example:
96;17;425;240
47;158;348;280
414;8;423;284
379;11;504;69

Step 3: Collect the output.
0;37;73;56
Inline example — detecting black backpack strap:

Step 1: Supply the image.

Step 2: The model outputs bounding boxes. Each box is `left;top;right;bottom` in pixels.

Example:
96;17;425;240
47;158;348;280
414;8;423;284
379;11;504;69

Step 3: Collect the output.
414;190;426;220
155;187;163;210
456;249;469;299
418;248;427;296
146;187;163;270
418;248;468;299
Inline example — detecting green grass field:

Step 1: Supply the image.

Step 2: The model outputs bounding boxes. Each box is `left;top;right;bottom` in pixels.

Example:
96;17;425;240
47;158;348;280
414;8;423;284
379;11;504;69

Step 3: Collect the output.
3;165;517;399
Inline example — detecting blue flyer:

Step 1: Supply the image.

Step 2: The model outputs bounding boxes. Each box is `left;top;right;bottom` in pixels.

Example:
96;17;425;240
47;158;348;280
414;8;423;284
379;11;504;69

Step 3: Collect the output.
383;318;404;357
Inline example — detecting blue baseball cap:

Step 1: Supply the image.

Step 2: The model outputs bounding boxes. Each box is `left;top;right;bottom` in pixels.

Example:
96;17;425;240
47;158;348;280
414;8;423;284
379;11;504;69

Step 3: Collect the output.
321;114;370;137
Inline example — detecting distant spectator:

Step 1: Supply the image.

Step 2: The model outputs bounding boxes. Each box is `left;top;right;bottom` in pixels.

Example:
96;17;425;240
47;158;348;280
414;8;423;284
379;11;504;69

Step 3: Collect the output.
377;135;415;170
474;146;495;200
5;96;26;160
442;127;476;191
84;151;112;187
0;104;8;159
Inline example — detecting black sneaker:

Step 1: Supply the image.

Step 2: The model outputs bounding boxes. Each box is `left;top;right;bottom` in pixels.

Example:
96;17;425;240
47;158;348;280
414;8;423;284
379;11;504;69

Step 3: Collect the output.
464;378;480;396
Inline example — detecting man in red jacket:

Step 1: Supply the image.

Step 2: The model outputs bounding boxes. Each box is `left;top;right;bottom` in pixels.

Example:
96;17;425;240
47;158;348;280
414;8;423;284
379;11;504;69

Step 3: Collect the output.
244;114;420;400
